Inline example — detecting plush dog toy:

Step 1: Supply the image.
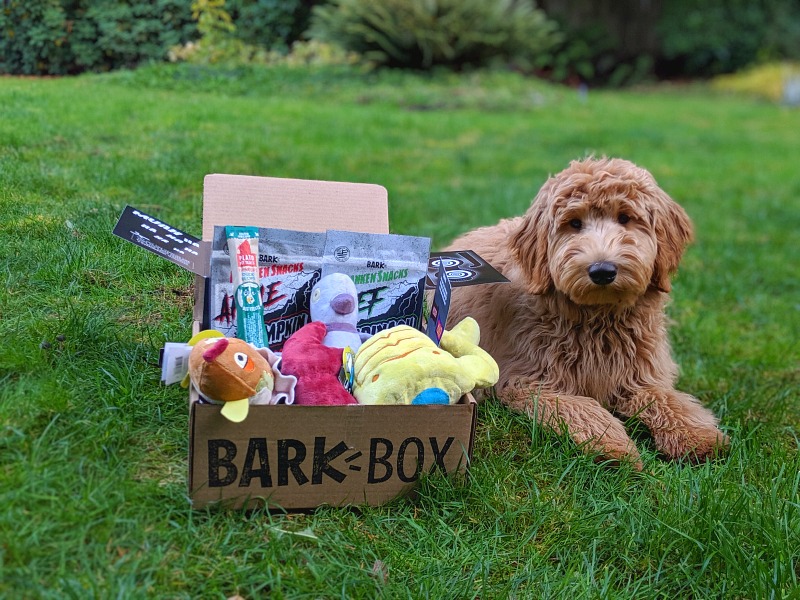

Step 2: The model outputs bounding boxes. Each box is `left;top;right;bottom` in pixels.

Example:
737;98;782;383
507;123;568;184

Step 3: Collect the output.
187;332;296;422
280;321;358;406
353;317;499;405
310;273;365;352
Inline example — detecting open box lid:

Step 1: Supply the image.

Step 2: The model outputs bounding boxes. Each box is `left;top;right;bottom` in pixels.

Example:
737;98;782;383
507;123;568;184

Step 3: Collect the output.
202;174;389;240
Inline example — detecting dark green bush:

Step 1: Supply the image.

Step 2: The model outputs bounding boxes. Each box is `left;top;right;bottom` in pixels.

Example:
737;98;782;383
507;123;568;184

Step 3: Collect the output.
657;0;800;77
536;0;800;85
0;0;323;75
0;0;196;75
226;0;319;52
76;1;197;71
308;0;562;70
551;32;654;87
0;0;72;74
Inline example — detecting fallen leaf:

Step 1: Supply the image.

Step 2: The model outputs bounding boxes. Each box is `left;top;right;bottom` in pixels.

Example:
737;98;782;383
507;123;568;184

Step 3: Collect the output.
371;559;389;584
267;525;319;541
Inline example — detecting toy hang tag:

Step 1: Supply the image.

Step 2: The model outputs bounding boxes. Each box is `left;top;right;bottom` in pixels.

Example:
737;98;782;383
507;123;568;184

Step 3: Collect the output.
426;262;451;346
161;343;193;385
339;346;356;393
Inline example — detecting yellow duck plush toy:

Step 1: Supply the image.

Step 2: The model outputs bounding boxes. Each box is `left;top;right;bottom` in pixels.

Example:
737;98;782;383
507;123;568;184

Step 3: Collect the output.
352;317;499;405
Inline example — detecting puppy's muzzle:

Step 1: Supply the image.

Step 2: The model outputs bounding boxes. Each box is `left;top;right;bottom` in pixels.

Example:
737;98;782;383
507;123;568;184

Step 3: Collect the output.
588;262;617;285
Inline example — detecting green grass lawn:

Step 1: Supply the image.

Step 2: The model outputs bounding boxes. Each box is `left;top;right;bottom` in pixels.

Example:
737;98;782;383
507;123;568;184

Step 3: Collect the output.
1;64;798;598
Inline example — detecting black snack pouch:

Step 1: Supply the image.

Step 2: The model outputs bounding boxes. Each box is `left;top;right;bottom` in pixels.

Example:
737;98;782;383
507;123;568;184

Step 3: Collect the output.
322;230;431;337
208;226;324;350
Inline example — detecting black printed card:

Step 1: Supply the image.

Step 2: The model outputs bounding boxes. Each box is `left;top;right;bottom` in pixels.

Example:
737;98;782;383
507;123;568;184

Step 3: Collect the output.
425;250;509;289
113;205;209;277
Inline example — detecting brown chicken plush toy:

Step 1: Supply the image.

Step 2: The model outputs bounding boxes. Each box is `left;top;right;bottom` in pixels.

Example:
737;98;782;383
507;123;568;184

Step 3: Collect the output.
186;331;296;422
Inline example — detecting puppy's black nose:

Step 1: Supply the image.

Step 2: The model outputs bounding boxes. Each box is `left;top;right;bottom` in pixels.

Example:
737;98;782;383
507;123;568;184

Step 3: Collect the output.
588;262;617;285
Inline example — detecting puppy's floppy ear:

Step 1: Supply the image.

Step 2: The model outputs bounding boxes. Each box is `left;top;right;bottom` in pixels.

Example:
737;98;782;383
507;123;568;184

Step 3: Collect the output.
648;187;694;293
510;180;556;295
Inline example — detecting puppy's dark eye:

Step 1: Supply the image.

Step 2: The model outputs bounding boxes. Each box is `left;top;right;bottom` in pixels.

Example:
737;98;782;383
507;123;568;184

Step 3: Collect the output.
618;214;630;225
569;218;582;230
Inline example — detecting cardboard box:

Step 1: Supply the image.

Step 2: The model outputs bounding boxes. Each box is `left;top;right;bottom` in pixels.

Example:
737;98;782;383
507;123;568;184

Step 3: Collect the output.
189;175;477;510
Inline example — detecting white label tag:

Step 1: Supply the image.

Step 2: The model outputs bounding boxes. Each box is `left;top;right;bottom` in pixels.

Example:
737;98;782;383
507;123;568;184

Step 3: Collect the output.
161;343;193;385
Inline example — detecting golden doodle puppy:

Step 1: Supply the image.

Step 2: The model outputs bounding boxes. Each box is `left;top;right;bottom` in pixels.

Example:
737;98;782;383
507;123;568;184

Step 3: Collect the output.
445;157;728;468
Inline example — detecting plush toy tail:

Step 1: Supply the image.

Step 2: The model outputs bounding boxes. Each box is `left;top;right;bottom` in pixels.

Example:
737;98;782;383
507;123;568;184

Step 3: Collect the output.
187;330;225;346
412;388;450;405
445;317;481;347
440;317;499;389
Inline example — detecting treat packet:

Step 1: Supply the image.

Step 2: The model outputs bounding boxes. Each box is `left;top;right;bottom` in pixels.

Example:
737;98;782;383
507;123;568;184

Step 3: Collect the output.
226;226;269;348
322;230;430;337
208;226;324;350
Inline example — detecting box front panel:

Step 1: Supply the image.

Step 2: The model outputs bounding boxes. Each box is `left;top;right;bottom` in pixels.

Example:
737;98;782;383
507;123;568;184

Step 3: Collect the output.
189;403;474;510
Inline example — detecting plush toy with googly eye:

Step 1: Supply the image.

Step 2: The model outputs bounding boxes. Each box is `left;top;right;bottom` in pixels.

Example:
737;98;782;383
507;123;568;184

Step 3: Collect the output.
186;332;296;422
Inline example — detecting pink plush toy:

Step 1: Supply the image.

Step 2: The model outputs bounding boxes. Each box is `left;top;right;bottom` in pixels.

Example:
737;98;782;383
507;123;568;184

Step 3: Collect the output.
280;321;357;406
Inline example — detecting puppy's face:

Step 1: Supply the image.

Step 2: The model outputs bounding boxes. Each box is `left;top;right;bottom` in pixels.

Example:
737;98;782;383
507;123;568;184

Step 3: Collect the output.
549;191;658;306
511;158;694;307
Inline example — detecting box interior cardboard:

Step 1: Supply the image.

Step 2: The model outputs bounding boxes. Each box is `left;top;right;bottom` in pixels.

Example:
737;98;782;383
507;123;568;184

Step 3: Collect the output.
201;174;390;239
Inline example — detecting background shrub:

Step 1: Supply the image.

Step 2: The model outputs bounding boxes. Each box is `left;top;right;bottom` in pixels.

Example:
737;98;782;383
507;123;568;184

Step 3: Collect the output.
167;1;356;68
0;0;73;74
0;0;197;75
74;1;197;71
3;0;800;83
0;0;324;75
534;0;800;84
167;0;267;66
226;0;319;53
535;0;659;86
308;0;562;70
533;22;652;87
712;62;800;103
657;0;800;77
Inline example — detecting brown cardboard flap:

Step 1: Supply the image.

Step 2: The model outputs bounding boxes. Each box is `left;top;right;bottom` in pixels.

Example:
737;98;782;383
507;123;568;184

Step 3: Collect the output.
202;174;389;240
189;400;476;510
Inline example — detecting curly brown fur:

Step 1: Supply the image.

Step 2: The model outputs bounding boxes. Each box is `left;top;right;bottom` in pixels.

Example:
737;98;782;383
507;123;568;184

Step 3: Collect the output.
445;157;728;468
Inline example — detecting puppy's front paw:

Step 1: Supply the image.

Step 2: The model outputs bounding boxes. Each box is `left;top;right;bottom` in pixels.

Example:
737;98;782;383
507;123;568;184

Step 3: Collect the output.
571;419;643;471
655;426;729;462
